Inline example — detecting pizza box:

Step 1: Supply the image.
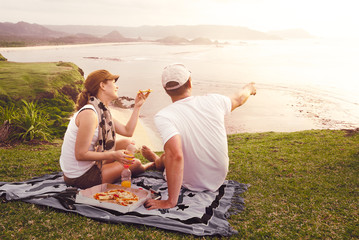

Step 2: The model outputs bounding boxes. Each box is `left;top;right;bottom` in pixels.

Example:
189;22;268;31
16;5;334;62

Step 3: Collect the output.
75;183;151;213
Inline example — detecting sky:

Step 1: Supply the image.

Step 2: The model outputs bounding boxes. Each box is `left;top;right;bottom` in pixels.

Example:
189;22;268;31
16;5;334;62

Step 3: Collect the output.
1;0;358;38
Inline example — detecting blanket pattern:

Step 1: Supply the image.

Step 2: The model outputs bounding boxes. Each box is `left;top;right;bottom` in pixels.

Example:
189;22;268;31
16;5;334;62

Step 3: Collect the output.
0;171;248;236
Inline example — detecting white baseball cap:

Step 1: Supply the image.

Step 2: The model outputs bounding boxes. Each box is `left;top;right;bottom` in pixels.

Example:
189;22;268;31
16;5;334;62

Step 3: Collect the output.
162;63;191;90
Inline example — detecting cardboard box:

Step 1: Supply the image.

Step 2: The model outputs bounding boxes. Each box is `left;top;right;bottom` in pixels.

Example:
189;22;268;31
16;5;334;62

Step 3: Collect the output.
75;183;151;213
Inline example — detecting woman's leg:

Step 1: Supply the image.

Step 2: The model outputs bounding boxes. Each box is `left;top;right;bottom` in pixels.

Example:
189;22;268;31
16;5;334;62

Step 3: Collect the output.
101;159;155;184
117;139;156;173
101;138;135;183
102;139;133;165
101;140;156;183
101;161;124;183
116;138;133;150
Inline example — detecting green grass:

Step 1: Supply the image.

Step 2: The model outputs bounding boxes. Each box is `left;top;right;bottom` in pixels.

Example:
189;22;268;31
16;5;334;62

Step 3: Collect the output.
1;130;358;239
0;53;7;61
0;61;83;100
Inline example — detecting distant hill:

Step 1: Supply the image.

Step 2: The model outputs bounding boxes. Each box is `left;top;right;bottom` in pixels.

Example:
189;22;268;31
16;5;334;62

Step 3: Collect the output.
190;37;214;45
0;22;138;47
157;36;190;44
0;21;64;38
102;31;133;42
46;24;283;40
0;21;314;47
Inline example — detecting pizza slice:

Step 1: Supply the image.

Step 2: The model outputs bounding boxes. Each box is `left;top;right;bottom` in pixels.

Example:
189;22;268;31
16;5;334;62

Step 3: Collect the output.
137;89;153;94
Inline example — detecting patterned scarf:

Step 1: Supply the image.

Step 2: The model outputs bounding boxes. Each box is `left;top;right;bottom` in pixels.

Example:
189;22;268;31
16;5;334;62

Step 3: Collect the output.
89;96;116;152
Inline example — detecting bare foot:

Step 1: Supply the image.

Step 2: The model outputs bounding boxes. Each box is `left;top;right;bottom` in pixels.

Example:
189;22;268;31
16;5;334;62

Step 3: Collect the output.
141;145;160;162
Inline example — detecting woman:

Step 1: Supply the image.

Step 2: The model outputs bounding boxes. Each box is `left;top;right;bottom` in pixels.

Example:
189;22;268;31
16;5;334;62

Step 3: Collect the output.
60;69;154;189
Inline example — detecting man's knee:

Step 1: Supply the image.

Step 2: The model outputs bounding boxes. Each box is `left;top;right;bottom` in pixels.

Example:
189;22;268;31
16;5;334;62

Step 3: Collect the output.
156;154;166;171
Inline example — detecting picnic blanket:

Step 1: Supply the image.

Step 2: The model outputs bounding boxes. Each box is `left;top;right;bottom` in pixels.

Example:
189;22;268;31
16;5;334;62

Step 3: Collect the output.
0;171;248;236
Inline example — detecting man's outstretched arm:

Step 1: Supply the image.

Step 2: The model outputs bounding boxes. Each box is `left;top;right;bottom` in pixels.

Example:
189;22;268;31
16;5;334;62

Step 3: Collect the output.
230;82;256;111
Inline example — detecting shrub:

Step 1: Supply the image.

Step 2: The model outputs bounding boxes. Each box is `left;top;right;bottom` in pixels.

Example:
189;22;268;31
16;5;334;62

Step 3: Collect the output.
0;121;13;142
0;104;18;124
0;94;74;141
0;104;17;142
10;100;51;142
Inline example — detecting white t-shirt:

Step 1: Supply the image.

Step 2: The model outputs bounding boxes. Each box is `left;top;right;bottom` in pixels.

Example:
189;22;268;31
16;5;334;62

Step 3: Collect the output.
59;105;99;178
154;94;232;192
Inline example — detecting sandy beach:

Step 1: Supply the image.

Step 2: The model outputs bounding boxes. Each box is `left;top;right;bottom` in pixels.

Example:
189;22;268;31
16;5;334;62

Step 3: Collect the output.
224;86;359;134
109;106;163;151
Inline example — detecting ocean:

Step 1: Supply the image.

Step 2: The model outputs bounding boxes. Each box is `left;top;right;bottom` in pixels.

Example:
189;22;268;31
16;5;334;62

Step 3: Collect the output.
1;38;358;134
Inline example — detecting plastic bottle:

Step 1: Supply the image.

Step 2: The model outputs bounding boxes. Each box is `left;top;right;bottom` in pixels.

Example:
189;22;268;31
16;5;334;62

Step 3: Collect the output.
121;165;132;188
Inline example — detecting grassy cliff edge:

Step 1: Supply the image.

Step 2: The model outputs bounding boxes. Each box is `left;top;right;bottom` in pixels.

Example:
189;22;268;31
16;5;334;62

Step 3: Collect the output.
0;56;84;140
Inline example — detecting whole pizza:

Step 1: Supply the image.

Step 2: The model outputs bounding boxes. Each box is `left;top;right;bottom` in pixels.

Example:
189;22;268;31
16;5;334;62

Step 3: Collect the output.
93;189;139;206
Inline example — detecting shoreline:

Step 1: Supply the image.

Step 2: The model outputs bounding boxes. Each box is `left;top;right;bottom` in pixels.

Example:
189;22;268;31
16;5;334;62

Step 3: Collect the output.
0;41;155;52
224;86;359;134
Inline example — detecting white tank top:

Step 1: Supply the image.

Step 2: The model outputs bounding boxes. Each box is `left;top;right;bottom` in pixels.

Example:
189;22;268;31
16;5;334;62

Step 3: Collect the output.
59;105;99;178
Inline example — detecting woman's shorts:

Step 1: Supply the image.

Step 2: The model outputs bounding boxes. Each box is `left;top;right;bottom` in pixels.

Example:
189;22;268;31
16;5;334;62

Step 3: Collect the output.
63;164;102;189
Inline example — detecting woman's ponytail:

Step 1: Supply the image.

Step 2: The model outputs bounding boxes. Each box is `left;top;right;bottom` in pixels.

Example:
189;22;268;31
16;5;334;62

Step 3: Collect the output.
76;89;90;111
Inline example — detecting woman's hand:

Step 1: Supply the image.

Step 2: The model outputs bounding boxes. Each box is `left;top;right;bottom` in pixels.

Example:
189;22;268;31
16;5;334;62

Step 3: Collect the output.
112;150;135;165
134;91;151;108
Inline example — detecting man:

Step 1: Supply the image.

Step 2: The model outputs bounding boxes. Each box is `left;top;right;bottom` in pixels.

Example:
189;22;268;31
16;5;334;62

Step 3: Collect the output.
143;63;256;210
